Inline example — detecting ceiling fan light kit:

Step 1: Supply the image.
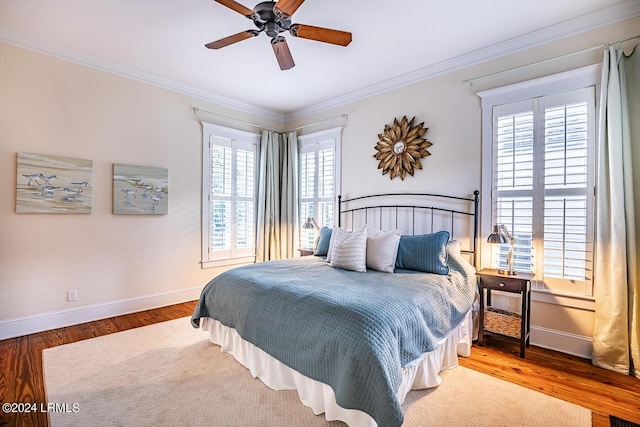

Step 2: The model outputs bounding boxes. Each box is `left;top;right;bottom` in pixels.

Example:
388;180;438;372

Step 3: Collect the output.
208;0;352;70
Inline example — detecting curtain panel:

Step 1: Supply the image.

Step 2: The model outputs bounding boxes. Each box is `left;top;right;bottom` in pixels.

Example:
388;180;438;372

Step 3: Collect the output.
593;42;639;377
256;130;299;262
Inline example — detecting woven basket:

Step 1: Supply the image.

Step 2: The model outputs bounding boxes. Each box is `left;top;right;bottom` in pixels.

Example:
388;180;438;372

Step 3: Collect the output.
484;307;521;339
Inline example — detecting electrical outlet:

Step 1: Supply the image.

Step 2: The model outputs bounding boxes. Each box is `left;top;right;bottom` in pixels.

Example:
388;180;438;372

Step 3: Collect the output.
67;289;77;302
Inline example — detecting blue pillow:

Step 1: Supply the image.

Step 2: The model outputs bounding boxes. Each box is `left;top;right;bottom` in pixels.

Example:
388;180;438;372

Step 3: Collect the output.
395;231;450;274
314;227;332;256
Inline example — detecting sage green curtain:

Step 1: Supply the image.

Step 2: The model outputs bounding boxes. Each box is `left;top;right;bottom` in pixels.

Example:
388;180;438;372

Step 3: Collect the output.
256;130;299;262
593;42;639;377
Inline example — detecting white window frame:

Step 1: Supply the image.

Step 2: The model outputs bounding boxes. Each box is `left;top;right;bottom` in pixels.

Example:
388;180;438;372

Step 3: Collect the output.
478;64;600;307
201;122;260;268
298;127;342;249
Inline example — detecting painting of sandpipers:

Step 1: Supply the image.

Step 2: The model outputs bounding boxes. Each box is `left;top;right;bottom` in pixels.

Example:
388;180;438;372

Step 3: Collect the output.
113;163;168;215
16;152;93;214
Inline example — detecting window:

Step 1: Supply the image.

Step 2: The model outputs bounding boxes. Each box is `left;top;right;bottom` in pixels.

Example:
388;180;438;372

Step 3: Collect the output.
298;128;341;250
201;122;259;267
480;66;599;297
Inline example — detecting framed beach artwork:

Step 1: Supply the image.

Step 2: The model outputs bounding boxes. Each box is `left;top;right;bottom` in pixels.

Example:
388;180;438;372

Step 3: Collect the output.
16;152;93;214
113;163;168;215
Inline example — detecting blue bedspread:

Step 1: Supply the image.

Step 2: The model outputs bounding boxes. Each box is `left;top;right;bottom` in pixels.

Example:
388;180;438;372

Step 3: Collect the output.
192;255;475;427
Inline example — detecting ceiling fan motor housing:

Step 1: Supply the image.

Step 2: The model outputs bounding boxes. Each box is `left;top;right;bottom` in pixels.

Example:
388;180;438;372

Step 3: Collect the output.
252;1;291;37
264;22;281;37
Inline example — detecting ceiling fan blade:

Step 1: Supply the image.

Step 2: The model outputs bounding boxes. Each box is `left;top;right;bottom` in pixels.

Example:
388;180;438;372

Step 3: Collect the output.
273;0;305;18
205;30;258;49
214;0;253;18
289;24;352;46
271;36;295;70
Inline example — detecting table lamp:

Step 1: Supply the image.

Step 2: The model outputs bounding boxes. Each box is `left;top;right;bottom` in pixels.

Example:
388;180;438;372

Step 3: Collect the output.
487;224;517;275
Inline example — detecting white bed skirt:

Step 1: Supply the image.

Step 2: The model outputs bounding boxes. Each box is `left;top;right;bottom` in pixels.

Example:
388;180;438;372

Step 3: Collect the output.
200;310;473;427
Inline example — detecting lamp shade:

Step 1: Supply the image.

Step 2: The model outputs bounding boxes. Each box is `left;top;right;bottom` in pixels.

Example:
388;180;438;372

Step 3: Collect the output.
303;217;315;229
487;225;508;244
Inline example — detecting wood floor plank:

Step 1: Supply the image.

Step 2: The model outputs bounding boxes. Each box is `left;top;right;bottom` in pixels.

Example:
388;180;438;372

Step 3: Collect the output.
0;339;16;426
592;413;609;427
99;318;122;336
1;300;639;427
8;336;41;427
462;335;640;425
38;329;68;348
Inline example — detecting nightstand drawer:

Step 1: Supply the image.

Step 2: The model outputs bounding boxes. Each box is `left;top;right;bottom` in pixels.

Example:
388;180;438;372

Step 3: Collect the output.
481;275;523;292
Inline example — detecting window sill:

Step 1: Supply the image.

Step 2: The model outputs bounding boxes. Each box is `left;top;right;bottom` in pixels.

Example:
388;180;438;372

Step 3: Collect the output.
489;288;595;311
201;256;255;269
531;289;595;311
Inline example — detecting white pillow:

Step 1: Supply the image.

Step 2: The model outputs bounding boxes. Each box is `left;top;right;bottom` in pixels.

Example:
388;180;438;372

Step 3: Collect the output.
366;229;401;273
447;240;461;257
326;226;349;263
329;225;368;272
446;241;477;278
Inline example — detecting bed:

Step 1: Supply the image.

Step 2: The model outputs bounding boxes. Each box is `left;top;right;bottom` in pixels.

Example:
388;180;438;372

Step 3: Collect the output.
192;191;480;427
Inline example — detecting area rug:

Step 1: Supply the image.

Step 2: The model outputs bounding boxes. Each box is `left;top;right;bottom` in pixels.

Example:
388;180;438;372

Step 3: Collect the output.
43;317;591;427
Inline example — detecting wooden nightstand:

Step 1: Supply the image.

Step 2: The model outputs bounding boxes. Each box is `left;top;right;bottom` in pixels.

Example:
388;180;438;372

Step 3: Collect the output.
477;268;533;358
298;248;314;257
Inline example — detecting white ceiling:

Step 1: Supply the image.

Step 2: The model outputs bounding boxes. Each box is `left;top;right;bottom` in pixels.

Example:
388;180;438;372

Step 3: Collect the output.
0;0;637;120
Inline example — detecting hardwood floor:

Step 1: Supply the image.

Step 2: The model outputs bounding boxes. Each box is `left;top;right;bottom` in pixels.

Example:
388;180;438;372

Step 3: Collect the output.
0;302;197;427
461;335;640;427
1;301;639;427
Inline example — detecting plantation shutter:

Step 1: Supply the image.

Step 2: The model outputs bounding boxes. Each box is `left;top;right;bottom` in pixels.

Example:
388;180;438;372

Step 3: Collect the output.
494;100;535;272
300;148;317;250
234;142;256;256
299;138;336;249
492;87;595;295
210;137;232;256
209;136;257;260
317;142;335;226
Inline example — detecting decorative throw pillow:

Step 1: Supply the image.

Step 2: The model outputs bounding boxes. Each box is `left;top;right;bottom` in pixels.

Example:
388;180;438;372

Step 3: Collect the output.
395;231;450;275
325;226;349;263
314;227;332;256
366;229;401;273
329;226;368;272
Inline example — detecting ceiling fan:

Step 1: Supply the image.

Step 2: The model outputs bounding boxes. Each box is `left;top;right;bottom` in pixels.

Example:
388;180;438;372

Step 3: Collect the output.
206;0;352;70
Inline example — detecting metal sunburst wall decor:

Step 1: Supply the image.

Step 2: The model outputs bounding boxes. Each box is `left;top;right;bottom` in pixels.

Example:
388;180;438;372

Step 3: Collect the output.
373;116;431;180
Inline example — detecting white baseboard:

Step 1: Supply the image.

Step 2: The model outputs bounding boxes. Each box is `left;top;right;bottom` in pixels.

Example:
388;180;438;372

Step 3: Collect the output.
0;287;202;341
531;325;593;359
489;293;594;359
2;288;594;361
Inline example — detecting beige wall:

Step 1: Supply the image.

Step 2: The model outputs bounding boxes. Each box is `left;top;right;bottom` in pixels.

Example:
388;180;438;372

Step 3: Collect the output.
288;16;640;356
0;42;282;337
1;15;638;354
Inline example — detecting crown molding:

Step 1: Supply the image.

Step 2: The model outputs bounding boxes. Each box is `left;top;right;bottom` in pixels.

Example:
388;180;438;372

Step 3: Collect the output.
1;0;638;126
285;0;640;122
0;29;286;124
